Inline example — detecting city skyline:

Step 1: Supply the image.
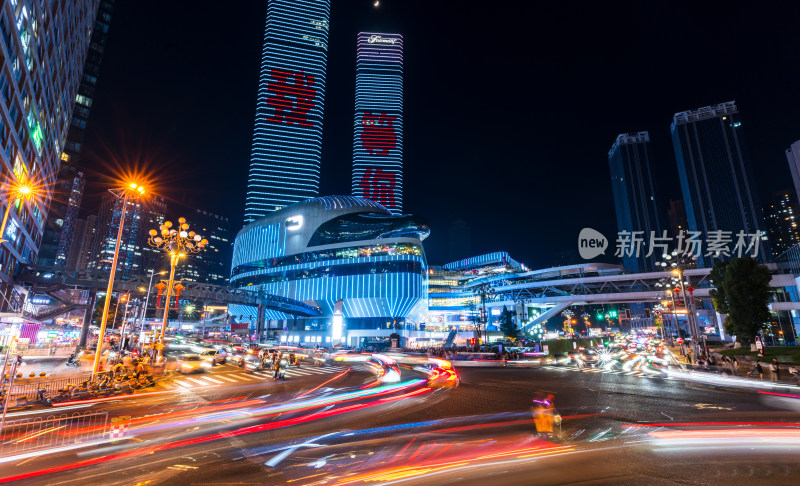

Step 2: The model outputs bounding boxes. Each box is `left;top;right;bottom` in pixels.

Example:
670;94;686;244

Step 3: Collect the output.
75;1;800;268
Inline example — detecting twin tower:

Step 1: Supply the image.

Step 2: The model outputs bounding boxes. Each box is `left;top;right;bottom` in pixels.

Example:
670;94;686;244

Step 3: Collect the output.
244;0;403;223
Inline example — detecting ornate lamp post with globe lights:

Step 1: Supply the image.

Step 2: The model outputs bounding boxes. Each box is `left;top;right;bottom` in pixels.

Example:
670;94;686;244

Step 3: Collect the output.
654;250;705;360
148;218;207;359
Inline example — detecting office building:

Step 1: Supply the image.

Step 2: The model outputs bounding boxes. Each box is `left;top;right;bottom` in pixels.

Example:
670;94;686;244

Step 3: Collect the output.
351;32;404;214
787;140;800;209
90;195;166;279
230;195;429;347
448;219;471;262
671;101;767;263
38;0;114;269
178;210;234;286
765;193;800;258
667;199;688;238
244;0;331;222
0;0;99;306
36;167;84;267
608;131;663;272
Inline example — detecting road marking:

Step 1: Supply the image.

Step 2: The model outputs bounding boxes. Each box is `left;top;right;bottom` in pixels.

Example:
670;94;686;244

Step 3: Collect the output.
211;374;239;383
221;373;249;381
184;377;209;385
201;376;223;384
173;381;192;388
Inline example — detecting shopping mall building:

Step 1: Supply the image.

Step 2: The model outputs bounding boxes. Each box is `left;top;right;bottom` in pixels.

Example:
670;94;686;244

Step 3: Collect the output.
229;196;430;348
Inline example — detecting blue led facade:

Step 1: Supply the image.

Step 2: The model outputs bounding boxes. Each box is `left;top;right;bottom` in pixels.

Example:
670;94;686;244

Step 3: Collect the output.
231;196;429;344
244;0;331;222
352;32;404;215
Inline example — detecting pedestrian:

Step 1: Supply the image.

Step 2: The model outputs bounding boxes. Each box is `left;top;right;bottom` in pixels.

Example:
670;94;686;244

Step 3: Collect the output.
732;356;738;375
772;358;780;381
756;361;764;380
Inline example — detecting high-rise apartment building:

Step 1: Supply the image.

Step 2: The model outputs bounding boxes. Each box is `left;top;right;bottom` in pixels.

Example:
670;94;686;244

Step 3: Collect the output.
671;101;767;263
0;0;99;305
177;210;234;286
608;131;663;272
90;195;166;279
244;0;331;223
765;193;800;258
38;0;114;269
351;32;404;214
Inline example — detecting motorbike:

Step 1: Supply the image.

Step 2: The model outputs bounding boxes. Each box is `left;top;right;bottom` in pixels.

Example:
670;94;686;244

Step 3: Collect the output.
0;386;51;409
65;352;81;367
274;358;288;381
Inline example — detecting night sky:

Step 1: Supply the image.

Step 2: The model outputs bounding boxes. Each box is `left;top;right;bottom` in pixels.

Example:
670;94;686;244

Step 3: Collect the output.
80;1;800;269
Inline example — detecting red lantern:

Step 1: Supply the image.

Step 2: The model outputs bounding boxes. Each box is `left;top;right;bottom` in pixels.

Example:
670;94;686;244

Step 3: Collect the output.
173;283;185;309
686;286;695;304
155;281;167;308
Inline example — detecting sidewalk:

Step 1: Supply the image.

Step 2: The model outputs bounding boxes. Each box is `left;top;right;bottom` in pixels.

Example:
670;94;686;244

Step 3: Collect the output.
4;356;90;383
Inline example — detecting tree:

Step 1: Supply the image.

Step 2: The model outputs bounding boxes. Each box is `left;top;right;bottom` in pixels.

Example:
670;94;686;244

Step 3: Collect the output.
91;294;127;328
499;305;519;340
709;257;771;345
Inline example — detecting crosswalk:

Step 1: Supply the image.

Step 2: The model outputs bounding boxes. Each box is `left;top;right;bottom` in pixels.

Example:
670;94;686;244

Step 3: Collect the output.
539;365;647;378
165;365;349;389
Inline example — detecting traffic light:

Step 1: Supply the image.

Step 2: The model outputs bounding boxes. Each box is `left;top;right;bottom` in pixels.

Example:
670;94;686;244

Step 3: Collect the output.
645;308;651;319
625;309;631;319
596;313;604;320
609;310;618;318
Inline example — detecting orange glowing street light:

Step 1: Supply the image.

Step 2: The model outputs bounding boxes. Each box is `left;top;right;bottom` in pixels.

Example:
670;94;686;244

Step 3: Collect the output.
92;182;146;376
0;180;40;244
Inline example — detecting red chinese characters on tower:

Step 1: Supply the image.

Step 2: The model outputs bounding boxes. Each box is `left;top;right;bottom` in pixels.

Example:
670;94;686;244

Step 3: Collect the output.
359;168;397;209
266;69;316;126
360;112;397;155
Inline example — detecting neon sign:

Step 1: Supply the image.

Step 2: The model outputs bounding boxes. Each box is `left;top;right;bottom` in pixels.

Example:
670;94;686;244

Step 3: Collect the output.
367;35;397;45
359;168;397;209
360;112;397;155
266;69;316;126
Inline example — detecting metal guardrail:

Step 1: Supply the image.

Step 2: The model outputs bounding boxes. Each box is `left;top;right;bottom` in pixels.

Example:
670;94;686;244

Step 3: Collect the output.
0;373;108;400
0;410;113;456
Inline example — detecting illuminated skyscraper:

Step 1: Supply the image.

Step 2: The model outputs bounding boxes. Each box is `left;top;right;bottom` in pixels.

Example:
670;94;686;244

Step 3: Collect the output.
0;0;99;306
244;0;331;223
352;32;404;214
608;131;663;272
671;101;767;263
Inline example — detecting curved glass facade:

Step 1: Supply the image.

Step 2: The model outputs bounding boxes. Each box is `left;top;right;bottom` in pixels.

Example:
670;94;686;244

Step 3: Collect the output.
308;212;429;246
231;242;422;278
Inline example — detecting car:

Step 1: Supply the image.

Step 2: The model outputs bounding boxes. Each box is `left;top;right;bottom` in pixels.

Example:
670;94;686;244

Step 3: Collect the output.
199;348;227;366
312;351;329;366
364;355;402;383
177;354;207;374
579;348;599;366
552;353;571;365
420;358;459;388
242;354;267;372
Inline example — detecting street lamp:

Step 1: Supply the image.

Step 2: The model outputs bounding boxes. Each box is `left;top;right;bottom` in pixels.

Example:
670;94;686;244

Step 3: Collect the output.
148;217;207;359
92;182;146;375
138;269;167;333
471;283;496;349
656;251;704;360
0;179;39;244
